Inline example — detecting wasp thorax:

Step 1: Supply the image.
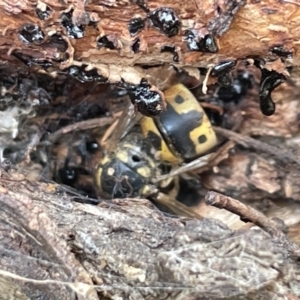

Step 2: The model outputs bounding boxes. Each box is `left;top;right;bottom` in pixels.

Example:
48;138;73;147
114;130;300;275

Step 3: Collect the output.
96;133;160;198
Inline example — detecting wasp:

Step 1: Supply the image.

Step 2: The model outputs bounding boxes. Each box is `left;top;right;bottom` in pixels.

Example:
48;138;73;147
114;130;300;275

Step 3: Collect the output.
95;84;219;214
49;130;102;200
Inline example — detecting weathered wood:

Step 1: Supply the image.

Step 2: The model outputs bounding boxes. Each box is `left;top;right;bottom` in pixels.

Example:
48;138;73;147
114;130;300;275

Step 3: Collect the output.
0;173;300;300
0;0;299;85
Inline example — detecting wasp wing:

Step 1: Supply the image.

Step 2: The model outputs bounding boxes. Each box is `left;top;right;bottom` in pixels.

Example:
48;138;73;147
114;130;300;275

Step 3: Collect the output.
101;102;142;153
153;141;235;183
153;153;212;183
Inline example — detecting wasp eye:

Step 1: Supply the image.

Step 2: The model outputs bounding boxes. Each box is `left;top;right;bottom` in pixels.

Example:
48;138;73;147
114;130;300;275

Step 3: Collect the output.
58;167;78;185
65;168;76;180
132;155;141;162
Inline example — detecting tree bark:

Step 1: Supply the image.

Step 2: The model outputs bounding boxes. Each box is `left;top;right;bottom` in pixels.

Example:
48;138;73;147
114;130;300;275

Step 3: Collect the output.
0;0;299;84
0;173;300;300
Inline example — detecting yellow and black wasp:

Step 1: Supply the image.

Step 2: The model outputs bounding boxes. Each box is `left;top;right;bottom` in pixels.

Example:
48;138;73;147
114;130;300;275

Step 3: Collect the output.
95;83;220;215
45;67;254;223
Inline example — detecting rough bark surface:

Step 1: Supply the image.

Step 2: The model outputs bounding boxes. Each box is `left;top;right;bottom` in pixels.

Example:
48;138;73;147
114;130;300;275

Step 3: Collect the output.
0;0;299;84
0;174;299;300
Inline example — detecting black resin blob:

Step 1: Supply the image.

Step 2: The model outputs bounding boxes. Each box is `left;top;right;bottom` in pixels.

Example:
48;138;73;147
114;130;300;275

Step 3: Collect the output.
19;24;44;43
127;79;164;116
255;61;286;116
184;30;218;53
149;8;181;38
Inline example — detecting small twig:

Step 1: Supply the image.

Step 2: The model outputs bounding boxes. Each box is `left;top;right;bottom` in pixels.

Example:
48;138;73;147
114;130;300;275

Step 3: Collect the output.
48;116;115;143
202;65;213;94
205;191;300;257
153;153;212;182
206;191;281;235
213;126;300;166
